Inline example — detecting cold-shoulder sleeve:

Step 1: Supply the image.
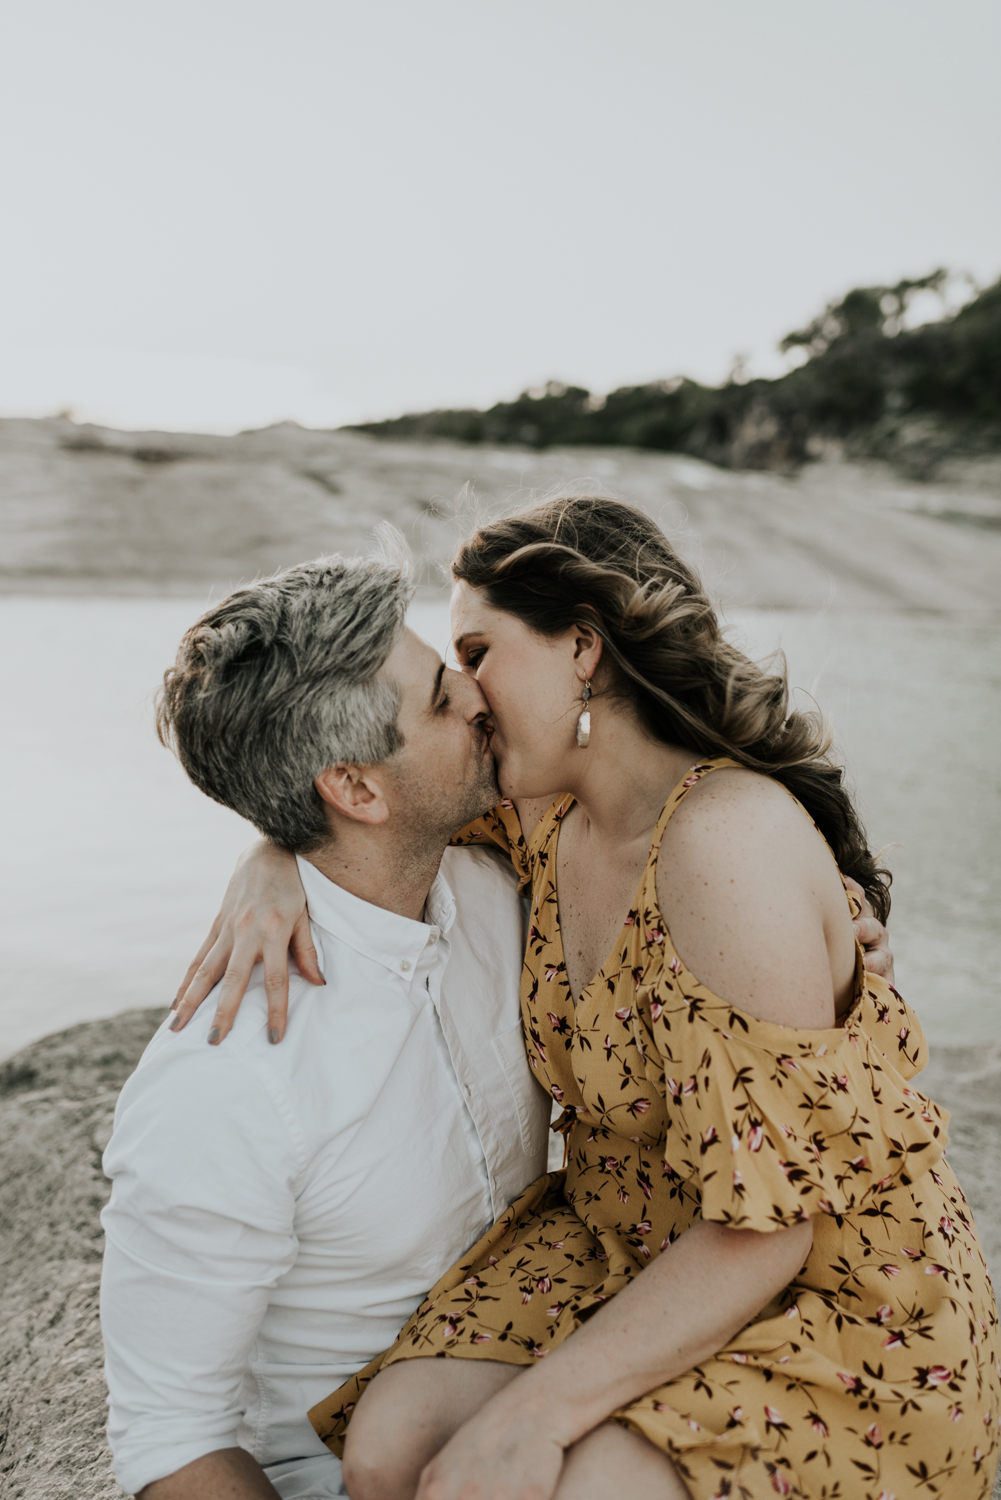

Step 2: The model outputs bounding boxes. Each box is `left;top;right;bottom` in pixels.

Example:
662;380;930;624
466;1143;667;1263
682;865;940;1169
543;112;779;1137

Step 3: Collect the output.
451;800;531;893
642;971;949;1233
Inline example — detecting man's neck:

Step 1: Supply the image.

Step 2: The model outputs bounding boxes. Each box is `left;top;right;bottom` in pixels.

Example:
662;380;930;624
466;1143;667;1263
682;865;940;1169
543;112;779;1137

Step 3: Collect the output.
302;829;445;922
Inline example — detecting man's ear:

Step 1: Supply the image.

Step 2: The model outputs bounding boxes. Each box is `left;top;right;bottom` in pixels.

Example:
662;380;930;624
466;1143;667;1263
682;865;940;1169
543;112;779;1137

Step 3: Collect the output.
314;764;391;826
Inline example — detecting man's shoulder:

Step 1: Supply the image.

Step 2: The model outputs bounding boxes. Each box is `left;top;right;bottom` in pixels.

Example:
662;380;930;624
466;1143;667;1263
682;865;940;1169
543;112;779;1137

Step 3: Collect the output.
105;959;342;1191
143;962;316;1065
441;841;523;908
439;843;526;986
122;963;322;1135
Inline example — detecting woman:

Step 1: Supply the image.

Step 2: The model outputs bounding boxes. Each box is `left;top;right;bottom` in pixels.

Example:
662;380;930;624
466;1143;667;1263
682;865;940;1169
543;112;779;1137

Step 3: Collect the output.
173;496;999;1499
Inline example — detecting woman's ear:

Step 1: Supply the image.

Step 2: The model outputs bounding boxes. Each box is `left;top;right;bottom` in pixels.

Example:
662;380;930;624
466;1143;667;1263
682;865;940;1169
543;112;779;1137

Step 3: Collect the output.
314;764;391;826
572;619;604;682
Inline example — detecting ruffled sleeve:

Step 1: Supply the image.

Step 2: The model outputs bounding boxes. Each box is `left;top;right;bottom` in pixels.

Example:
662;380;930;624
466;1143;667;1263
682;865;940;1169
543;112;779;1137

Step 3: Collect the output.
451;800;531;893
644;975;950;1233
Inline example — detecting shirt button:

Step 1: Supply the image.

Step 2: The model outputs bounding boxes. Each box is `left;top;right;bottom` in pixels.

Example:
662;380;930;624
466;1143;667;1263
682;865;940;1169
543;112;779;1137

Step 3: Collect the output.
400;959;411;973
428;931;438;944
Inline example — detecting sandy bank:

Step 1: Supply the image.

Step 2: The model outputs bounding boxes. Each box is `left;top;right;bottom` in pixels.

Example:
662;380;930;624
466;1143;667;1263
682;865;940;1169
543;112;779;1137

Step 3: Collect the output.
0;1011;998;1498
1;416;999;613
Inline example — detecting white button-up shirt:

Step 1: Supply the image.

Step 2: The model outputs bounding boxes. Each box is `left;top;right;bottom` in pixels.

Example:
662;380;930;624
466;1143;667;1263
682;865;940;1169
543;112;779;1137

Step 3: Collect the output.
101;844;550;1498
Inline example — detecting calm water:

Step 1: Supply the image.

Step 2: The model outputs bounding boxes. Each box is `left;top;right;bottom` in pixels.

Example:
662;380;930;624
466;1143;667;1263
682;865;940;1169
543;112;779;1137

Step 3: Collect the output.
1;596;997;1059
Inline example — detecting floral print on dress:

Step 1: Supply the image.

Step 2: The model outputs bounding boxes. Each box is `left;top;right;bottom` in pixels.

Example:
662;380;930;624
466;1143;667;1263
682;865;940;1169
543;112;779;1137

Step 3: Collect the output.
310;759;1001;1500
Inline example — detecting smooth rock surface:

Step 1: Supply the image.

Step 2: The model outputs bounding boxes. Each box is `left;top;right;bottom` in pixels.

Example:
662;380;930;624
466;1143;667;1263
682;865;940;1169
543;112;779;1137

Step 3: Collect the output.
0;1010;163;1500
2;416;999;614
1;1011;998;1497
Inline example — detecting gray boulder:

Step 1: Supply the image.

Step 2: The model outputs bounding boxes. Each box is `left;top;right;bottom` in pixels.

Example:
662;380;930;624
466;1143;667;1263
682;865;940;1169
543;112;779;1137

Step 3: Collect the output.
0;1010;162;1500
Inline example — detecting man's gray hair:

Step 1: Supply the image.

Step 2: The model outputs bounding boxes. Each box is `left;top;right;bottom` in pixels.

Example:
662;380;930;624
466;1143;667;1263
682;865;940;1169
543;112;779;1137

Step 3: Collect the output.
157;538;415;851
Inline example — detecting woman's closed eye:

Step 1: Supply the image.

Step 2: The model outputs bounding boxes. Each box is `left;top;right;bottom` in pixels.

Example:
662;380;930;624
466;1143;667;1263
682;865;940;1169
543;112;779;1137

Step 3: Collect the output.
460;646;486;671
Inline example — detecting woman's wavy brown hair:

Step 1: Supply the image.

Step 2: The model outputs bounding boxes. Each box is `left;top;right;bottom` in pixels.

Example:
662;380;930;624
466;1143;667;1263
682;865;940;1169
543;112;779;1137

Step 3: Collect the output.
452;493;891;922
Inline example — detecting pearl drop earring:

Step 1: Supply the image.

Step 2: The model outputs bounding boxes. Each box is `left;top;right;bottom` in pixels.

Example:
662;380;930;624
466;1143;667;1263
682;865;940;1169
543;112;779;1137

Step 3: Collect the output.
576;681;592;748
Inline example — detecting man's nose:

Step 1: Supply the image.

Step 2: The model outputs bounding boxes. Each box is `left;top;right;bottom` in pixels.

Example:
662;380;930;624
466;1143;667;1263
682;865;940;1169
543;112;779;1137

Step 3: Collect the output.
449;665;489;720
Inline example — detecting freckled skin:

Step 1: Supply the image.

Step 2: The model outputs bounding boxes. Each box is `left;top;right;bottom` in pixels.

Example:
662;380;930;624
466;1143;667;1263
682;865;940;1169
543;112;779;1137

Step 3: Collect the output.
553;817;656;1003
657;770;858;1027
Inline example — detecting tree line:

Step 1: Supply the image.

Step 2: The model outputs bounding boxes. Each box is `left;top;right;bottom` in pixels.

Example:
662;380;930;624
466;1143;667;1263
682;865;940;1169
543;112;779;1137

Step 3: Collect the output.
351;271;1001;473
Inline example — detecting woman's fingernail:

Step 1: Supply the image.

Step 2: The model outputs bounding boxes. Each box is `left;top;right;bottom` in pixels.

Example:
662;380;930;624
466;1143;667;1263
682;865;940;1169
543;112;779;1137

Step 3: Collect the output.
169;998;178;1011
268;1027;280;1045
207;1027;220;1045
169;1013;182;1031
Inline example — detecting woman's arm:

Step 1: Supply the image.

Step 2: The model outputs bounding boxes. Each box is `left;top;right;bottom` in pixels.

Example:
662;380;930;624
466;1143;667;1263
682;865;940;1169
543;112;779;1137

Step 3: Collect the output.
168;778;891;1048
415;1216;812;1500
167;801;554;1045
170;840;322;1044
169;793;548;1045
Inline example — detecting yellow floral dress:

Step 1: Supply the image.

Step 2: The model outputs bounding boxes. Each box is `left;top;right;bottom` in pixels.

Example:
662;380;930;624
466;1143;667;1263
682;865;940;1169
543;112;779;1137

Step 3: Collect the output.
310;760;1001;1499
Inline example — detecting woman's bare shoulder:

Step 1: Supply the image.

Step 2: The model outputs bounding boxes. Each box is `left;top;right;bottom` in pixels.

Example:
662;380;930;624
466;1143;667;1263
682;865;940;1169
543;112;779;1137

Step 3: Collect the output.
658;766;825;912
670;763;805;828
656;767;849;1028
670;763;841;865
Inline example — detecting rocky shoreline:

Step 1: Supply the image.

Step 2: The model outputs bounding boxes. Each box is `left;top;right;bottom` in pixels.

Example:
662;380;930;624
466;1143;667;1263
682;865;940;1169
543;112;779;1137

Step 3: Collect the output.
2;416;999;614
0;1010;998;1498
0;1011;163;1500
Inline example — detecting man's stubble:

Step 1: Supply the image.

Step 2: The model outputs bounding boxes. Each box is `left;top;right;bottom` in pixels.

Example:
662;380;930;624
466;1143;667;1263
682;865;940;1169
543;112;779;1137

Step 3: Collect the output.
393;737;500;875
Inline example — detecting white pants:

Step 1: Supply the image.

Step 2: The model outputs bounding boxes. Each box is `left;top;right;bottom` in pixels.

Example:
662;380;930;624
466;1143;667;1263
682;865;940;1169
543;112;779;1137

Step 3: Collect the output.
263;1453;346;1498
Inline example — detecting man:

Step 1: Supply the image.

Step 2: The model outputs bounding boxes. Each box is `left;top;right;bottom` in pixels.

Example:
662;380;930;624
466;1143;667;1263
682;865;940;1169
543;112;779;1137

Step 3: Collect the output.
100;545;551;1498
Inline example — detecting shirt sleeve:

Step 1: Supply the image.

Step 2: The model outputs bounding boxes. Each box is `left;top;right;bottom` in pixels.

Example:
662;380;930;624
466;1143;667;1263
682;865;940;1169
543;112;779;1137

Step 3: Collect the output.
451;800;532;891
645;979;948;1233
100;1039;302;1495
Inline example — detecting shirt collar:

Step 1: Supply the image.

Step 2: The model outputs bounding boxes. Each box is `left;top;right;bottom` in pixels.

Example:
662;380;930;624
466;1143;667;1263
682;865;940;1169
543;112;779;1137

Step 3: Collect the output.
295;855;455;980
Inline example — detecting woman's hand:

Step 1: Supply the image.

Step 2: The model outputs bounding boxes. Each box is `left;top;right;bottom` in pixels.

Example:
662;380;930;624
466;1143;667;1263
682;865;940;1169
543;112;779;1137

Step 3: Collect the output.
170;841;322;1044
416;1217;811;1500
416;1396;564;1500
844;876;895;985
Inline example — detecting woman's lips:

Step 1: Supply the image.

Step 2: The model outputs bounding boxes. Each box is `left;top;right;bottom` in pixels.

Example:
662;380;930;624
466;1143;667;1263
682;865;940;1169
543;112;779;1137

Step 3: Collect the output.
482;725;502;765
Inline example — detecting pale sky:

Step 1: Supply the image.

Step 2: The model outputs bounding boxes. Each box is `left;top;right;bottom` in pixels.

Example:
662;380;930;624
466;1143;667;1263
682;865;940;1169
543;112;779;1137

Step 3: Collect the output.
1;0;998;432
